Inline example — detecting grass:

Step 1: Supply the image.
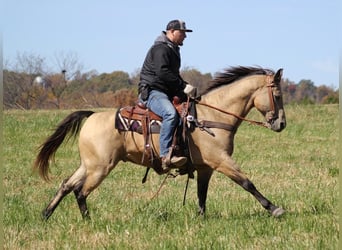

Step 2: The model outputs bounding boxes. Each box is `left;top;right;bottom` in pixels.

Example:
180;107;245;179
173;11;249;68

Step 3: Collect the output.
3;104;339;249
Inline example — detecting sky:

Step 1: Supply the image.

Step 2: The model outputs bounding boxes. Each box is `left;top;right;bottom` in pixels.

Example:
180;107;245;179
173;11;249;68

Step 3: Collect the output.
2;0;340;89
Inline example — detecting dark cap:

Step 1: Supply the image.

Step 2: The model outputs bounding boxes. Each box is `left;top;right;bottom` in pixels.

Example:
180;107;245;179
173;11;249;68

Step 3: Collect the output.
166;20;193;32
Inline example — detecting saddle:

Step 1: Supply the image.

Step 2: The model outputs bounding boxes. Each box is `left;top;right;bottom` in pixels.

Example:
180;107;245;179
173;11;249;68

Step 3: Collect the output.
120;103;162;123
115;97;193;176
116;97;189;135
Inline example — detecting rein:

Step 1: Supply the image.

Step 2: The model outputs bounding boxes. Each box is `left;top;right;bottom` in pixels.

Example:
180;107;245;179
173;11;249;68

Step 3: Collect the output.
195;100;269;128
194;76;276;130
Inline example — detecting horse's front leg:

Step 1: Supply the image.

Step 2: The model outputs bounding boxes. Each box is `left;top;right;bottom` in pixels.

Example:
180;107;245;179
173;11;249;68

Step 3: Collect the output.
215;155;285;217
196;166;214;215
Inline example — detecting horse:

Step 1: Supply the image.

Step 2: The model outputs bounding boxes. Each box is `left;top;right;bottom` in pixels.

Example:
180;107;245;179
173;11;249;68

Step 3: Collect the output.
34;66;287;220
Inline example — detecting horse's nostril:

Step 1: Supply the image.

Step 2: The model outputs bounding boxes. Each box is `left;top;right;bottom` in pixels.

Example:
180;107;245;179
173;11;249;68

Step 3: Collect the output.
280;121;286;129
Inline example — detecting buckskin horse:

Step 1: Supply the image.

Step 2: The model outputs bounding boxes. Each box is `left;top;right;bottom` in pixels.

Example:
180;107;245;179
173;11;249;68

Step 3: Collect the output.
34;66;286;220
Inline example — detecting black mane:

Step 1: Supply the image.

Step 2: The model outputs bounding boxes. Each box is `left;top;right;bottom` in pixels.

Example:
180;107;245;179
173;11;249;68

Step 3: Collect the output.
197;66;274;95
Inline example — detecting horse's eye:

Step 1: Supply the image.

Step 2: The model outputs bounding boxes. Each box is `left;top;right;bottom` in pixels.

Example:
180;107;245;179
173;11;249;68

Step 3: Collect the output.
273;90;281;97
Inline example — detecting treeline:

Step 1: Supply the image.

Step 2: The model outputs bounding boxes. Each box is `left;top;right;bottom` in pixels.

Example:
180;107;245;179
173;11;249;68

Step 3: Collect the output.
3;52;338;110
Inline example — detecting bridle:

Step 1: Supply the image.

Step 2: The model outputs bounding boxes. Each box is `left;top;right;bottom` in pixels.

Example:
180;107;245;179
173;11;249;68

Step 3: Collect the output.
194;74;279;130
265;78;279;126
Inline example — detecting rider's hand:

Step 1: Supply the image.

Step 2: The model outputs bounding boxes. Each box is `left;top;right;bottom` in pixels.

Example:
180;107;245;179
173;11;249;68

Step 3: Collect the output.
184;84;197;98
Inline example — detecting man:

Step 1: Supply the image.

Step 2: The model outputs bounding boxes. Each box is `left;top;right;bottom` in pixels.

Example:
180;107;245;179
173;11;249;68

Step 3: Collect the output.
138;20;195;171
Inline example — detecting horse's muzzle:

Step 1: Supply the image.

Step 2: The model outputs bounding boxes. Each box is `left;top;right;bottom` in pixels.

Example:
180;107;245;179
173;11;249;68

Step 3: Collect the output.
270;109;286;132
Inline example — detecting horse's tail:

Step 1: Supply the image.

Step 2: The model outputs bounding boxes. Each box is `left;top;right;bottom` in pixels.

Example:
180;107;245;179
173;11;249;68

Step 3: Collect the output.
33;110;95;182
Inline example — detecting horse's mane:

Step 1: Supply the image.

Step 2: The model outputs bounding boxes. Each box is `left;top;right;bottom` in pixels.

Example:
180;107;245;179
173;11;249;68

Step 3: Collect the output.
197;66;274;95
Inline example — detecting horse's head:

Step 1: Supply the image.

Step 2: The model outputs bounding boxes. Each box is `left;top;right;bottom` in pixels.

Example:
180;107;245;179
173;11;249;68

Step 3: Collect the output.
254;68;286;132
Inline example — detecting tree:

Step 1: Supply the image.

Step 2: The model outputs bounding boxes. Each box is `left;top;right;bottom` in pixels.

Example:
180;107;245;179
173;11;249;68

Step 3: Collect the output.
82;71;133;94
295;80;316;104
47;52;84;109
320;89;339;104
130;68;141;86
3;51;339;109
112;88;137;107
280;78;296;104
43;73;67;109
4;52;47;109
53;51;84;80
181;67;213;95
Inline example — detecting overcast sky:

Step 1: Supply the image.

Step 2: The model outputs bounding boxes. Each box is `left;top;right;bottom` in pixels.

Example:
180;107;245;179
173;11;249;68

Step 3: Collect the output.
3;0;340;88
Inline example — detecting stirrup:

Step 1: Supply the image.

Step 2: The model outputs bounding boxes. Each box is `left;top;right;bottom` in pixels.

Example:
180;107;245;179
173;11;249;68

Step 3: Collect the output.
161;156;187;171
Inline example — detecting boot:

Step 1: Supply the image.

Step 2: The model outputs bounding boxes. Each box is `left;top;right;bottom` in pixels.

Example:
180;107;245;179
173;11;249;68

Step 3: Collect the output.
161;156;187;171
161;146;187;171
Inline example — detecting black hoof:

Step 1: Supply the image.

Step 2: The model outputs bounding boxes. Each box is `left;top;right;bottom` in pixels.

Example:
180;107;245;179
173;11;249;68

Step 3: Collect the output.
82;210;91;220
41;209;51;221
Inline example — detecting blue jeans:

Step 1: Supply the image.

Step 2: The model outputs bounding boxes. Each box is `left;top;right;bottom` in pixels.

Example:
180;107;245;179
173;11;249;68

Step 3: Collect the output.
145;90;179;157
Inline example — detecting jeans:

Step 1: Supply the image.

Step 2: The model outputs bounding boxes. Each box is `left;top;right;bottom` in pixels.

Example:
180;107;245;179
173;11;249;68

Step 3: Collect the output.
145;90;179;157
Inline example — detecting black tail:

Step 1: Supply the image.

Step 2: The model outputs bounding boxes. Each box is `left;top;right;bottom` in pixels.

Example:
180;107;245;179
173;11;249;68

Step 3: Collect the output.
33;111;95;181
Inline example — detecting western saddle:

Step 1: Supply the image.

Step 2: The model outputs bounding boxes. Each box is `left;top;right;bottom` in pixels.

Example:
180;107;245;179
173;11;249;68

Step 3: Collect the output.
116;97;192;177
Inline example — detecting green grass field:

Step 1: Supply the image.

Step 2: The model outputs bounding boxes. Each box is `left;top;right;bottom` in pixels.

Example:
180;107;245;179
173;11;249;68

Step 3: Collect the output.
3;104;338;249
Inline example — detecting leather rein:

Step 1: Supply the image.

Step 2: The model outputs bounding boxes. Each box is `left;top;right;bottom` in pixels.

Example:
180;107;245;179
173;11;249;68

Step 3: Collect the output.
192;77;277;133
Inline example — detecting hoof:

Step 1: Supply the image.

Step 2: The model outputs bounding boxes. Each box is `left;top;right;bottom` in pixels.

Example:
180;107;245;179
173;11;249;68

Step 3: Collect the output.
272;207;285;217
198;208;205;216
41;210;51;221
82;211;91;220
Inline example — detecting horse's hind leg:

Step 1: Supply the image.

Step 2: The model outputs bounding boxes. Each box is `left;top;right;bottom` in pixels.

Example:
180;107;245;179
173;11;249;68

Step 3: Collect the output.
42;166;86;220
72;156;120;219
42;178;72;220
74;186;89;219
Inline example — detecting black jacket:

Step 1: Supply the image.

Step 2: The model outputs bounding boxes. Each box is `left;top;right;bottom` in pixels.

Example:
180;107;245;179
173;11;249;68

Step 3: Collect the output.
139;32;186;100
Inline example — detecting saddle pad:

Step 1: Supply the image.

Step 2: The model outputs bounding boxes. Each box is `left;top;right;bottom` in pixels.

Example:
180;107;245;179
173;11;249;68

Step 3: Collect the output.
115;110;162;134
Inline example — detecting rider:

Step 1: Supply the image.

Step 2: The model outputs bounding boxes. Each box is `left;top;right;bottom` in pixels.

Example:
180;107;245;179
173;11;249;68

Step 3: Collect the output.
138;19;196;171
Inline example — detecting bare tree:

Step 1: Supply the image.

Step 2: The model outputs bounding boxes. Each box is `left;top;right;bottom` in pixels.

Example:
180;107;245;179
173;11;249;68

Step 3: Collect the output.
4;52;47;109
47;51;84;108
53;51;84;80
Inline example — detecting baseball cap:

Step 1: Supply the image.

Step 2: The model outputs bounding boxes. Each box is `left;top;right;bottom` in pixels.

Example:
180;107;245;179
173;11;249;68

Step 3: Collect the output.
166;20;193;32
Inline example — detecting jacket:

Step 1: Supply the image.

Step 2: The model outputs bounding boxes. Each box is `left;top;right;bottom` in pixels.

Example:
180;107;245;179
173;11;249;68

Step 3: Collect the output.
139;32;186;100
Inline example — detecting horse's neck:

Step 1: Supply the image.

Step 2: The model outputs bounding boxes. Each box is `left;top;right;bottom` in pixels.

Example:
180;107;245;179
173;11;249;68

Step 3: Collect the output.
200;75;265;118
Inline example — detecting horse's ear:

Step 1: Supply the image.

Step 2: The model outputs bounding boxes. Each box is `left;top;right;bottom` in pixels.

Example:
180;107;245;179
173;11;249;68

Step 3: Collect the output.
274;68;283;83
